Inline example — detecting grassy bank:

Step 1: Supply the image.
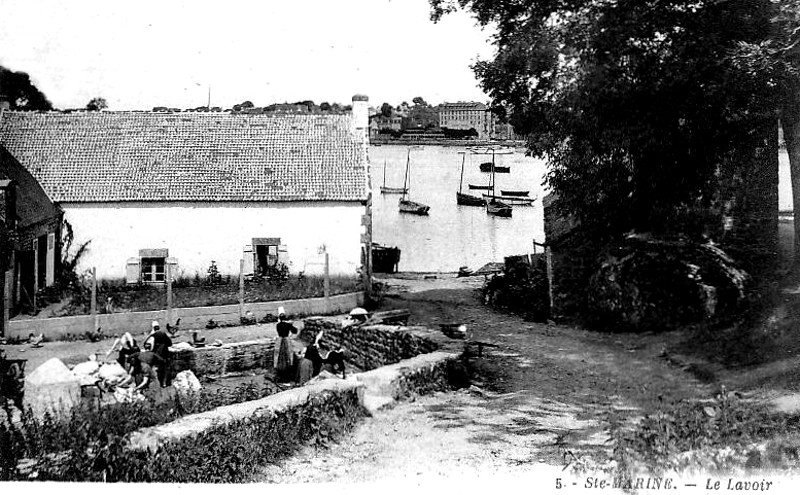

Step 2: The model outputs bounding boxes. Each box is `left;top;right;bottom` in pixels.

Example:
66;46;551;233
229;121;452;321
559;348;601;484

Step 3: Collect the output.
1;383;365;482
37;274;361;318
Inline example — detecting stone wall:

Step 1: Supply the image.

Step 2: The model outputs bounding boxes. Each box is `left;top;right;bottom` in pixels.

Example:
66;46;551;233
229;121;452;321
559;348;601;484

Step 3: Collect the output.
8;291;364;340
170;339;275;378
128;379;364;454
300;317;440;370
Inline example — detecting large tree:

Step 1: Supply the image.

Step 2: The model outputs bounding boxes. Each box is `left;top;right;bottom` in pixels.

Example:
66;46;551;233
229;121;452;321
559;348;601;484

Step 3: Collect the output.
731;1;800;255
431;1;782;245
0;65;53;111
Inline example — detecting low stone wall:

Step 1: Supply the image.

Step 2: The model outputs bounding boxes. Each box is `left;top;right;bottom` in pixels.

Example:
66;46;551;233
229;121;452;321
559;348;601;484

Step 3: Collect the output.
300;317;440;370
170;339;275;378
355;351;460;413
128;351;458;455
8;291;364;341
128;379;365;453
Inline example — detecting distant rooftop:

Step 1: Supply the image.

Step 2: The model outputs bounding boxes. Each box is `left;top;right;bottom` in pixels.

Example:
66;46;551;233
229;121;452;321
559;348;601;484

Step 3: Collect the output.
0;111;369;203
440;102;488;111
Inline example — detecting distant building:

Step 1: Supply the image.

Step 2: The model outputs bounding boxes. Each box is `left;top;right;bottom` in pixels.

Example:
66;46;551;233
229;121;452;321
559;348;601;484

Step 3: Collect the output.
0;96;372;282
403;105;439;131
370;114;403;133
439;102;496;140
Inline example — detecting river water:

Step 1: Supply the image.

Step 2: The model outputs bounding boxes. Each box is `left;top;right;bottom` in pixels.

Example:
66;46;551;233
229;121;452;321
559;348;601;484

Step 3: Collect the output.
370;145;547;272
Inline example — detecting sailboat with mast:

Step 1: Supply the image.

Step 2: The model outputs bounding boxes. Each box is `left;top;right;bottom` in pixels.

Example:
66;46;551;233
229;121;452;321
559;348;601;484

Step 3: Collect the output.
398;149;430;215
380;160;407;194
455;152;486;206
484;150;512;217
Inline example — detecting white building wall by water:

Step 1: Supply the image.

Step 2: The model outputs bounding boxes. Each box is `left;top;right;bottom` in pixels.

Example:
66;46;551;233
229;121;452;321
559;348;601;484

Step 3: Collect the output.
62;201;365;280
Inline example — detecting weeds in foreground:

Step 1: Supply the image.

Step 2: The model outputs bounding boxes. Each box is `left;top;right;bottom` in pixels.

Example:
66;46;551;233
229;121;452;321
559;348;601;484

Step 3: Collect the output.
0;382;268;480
1;387;365;482
576;392;800;480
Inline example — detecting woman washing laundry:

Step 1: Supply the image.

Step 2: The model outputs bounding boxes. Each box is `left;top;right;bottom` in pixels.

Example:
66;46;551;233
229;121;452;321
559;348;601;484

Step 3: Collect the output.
105;332;139;372
296;330;325;385
274;307;298;382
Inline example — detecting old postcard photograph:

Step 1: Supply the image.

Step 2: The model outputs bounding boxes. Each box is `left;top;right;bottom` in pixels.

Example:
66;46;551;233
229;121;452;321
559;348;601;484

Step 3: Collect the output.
1;0;800;492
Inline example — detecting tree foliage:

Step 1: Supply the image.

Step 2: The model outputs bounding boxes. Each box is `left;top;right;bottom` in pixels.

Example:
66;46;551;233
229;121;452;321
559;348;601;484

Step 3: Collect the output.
412;96;428;106
0;65;53;111
431;1;784;242
86;97;107;111
380;102;393;117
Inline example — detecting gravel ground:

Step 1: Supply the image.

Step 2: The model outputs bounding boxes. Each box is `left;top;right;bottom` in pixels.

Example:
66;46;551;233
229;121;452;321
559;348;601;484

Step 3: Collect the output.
252;274;717;484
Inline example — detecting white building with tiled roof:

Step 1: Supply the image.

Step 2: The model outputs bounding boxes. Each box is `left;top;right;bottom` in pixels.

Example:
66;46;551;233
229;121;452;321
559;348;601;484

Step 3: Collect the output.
0;96;371;281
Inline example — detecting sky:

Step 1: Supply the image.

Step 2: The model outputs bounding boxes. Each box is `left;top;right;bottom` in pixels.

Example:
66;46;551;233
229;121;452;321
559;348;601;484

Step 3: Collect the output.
0;0;496;110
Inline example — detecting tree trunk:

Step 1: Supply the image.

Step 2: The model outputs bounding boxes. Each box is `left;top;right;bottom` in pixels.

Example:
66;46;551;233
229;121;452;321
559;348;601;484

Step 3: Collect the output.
781;95;800;259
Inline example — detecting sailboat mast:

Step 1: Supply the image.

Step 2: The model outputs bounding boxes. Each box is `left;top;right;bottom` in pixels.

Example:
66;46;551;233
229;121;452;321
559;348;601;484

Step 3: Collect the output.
383;160;387;188
458;152;466;194
490;148;496;196
402;149;411;201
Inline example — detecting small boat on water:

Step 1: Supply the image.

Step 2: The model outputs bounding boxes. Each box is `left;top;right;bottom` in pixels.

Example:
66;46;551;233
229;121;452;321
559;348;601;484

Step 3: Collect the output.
500;190;529;197
482;194;535;206
399;199;430;215
469;146;514;155
457;192;486;206
456;152;486;206
399;149;430;215
487;198;512;217
479;162;510;173
468;184;492;190
380;160;408;194
371;243;401;273
484;151;513;217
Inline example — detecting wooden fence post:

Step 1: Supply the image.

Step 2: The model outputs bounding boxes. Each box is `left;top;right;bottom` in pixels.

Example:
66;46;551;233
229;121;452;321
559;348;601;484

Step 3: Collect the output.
90;267;98;331
166;262;173;326
324;251;330;313
239;258;245;320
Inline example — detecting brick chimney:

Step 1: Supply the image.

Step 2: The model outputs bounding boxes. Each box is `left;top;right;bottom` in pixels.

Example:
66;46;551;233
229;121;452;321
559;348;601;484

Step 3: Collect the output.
351;94;369;138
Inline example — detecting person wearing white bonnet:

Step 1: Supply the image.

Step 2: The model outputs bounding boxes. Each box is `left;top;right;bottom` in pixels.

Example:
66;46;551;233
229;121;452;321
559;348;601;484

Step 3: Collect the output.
273;306;297;382
342;307;369;328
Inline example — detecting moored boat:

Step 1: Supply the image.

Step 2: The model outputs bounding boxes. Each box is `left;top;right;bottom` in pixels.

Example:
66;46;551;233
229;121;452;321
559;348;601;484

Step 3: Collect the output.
479;162;510;173
399;199;430;215
398;149;431;215
380;160;407;194
371;243;401;273
500;190;529;197
457;191;486;206
484;150;513;217
482;194;535;206
468;184;492;190
456;152;486;206
486;199;512;217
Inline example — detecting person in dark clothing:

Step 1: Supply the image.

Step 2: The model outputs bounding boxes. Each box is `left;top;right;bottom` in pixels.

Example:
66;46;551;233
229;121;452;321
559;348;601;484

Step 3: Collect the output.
296;330;325;385
143;321;173;387
274;308;298;382
127;350;165;391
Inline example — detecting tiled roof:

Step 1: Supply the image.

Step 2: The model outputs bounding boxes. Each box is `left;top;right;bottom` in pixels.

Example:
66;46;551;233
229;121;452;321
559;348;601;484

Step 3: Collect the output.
0;111;369;203
0;146;61;228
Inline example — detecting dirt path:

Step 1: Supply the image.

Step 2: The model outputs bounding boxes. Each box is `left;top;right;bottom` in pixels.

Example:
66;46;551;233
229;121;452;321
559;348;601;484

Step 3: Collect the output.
254;274;715;483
